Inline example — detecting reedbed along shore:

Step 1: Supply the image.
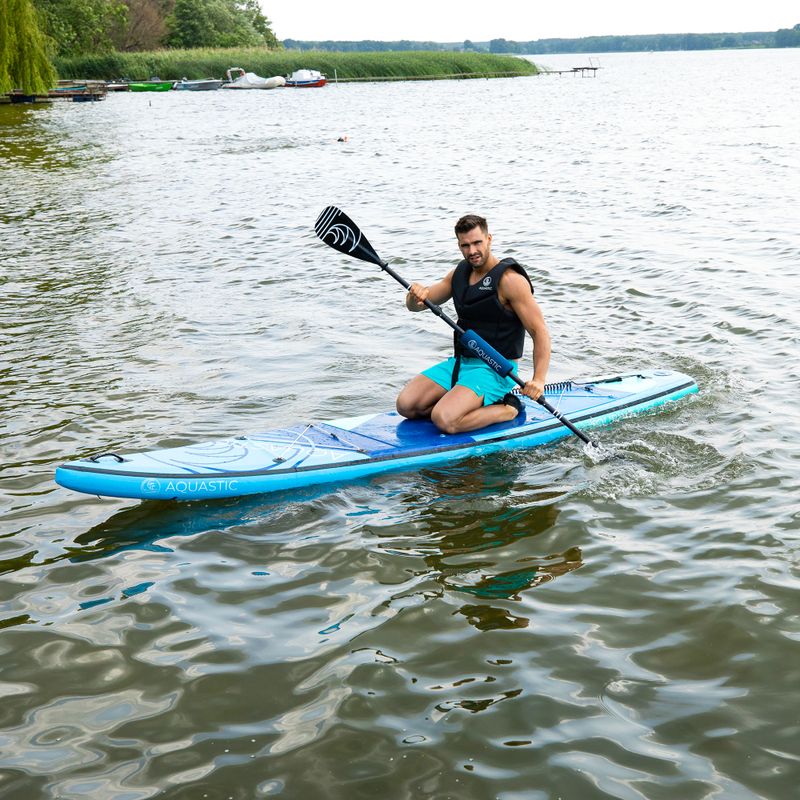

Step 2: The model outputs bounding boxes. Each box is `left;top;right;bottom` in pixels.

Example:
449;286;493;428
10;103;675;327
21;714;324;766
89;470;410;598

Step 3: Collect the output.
54;47;539;84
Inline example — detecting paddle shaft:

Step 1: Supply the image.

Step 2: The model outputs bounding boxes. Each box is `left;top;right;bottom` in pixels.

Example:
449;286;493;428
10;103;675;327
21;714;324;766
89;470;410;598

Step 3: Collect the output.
377;259;462;335
377;259;595;447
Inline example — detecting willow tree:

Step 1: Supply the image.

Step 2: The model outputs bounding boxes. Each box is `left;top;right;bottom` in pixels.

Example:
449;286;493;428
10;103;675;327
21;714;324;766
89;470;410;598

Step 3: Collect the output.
0;0;56;94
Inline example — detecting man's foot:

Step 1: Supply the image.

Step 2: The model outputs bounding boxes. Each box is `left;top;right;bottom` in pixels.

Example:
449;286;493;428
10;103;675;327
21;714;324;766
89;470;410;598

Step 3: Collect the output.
497;392;523;412
493;392;523;420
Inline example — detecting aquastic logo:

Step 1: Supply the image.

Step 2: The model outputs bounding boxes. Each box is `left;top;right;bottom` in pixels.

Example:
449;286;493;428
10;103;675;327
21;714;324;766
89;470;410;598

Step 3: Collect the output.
141;478;162;495
465;338;503;372
140;477;239;496
479;276;493;290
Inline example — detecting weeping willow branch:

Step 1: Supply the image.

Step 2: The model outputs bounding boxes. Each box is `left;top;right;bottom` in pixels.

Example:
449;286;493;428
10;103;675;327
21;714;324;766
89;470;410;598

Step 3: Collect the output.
0;0;56;94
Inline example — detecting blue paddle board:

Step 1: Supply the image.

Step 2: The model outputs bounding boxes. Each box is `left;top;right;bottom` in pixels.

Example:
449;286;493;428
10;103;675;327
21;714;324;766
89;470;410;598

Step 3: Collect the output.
55;369;697;501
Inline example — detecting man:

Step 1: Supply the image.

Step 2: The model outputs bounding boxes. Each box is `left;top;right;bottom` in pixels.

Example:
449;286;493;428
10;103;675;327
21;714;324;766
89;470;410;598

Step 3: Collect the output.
395;214;551;434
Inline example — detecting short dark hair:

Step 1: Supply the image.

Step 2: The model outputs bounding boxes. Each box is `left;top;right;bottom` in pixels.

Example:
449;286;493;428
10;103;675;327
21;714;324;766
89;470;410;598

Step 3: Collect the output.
455;214;488;236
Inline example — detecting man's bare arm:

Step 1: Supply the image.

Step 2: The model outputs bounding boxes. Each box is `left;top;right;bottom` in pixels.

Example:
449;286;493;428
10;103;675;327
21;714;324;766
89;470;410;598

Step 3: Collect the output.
406;269;455;311
501;271;552;399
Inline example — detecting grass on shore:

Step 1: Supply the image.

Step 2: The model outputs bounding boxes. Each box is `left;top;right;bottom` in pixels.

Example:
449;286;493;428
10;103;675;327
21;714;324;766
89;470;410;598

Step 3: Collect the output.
54;48;538;82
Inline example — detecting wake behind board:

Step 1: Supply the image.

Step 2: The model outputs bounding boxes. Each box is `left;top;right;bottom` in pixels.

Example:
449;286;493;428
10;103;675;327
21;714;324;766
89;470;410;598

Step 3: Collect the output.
55;369;697;502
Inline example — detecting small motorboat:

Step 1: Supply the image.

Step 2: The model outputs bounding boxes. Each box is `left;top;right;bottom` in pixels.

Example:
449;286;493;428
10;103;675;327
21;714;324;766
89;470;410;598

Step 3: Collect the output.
222;67;285;90
128;78;174;92
284;69;327;88
174;78;224;91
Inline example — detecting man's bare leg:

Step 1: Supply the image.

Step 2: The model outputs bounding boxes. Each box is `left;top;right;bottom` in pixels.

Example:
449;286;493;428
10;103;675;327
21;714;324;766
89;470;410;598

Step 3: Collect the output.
431;386;518;434
396;375;448;419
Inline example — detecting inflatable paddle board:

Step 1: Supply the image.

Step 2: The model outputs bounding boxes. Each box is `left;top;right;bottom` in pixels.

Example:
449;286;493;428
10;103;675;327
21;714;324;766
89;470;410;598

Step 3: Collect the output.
55;369;697;502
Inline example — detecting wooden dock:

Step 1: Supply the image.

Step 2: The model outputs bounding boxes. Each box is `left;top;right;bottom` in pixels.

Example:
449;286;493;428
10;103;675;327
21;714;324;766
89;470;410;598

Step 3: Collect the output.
541;66;600;77
1;80;107;105
540;59;601;77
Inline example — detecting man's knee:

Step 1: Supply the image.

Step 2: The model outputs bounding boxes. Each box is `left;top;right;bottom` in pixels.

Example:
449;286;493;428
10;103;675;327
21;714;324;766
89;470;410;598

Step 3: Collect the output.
396;396;415;418
396;390;426;419
430;406;462;434
397;379;443;419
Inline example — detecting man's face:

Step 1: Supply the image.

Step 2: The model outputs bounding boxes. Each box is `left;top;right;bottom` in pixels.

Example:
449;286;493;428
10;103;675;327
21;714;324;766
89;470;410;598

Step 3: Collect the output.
457;226;493;269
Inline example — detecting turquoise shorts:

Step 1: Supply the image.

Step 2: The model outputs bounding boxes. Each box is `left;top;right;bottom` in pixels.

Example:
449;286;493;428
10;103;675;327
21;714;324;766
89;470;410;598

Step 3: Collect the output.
422;356;519;406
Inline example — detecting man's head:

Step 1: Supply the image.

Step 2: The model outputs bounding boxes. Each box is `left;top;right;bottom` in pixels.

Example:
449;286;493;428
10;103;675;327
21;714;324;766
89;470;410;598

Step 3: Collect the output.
455;214;493;270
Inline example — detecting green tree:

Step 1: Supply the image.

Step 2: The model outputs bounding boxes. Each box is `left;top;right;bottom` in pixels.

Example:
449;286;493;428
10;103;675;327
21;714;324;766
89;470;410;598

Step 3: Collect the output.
165;0;212;47
489;38;515;53
166;0;277;48
0;0;56;94
34;0;128;57
238;0;278;47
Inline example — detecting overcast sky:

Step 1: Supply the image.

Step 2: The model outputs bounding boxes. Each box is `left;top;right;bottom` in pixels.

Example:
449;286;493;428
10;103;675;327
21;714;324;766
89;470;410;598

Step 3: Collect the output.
263;1;799;42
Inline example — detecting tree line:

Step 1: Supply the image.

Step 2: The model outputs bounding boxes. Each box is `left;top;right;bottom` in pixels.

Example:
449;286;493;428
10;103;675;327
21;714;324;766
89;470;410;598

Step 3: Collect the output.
775;24;800;47
282;39;457;53
286;26;800;54
34;0;278;55
486;26;800;53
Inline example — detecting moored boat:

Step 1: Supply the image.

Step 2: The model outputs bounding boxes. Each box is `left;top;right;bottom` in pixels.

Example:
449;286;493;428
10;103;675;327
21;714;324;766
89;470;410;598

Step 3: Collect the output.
285;68;327;88
128;79;174;92
174;78;224;91
49;80;107;101
222;67;285;90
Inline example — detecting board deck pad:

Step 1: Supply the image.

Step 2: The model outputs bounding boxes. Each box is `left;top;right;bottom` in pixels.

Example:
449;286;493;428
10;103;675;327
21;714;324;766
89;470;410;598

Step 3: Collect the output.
55;370;697;501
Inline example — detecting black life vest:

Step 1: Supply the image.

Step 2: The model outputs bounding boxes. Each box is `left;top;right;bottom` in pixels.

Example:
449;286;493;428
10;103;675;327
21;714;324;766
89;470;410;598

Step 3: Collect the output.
451;257;533;360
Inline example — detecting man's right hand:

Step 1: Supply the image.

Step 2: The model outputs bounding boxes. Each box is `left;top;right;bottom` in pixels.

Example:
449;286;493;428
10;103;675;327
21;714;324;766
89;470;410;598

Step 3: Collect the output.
407;282;430;310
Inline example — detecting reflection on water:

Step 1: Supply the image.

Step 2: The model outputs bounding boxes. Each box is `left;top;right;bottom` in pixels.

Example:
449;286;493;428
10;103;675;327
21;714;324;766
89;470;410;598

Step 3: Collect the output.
0;103;114;182
1;49;799;799
366;466;583;631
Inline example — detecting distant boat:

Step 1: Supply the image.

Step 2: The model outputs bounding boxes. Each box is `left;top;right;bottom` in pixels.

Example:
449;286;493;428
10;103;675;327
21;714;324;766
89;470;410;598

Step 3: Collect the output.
285;69;327;88
174;78;223;91
50;83;87;93
49;80;107;101
222;67;285;90
128;79;174;92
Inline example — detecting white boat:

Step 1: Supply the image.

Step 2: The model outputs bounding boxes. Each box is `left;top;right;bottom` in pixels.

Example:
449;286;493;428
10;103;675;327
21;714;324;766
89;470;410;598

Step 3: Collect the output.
222;67;286;90
285;69;327;88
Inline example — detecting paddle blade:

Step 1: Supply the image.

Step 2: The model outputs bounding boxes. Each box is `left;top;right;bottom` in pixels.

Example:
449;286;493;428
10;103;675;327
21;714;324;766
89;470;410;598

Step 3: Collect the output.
315;206;384;266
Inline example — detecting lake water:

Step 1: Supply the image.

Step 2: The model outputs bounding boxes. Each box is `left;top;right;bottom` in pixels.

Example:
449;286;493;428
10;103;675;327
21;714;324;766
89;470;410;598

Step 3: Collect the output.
1;48;799;799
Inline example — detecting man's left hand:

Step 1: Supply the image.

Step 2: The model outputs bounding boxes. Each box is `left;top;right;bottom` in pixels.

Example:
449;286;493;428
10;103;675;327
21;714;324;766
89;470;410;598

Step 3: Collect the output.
521;378;545;401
